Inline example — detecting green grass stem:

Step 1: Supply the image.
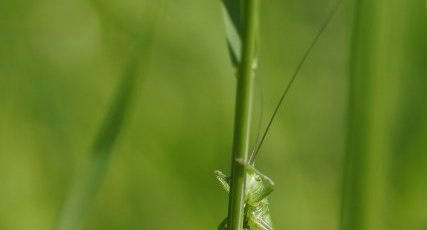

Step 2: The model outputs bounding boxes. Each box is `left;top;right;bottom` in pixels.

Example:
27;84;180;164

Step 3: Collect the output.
341;1;384;230
227;0;259;230
341;1;395;230
342;0;427;229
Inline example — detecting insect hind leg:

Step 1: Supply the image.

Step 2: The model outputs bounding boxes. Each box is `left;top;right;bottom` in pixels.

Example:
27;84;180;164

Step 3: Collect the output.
218;218;228;230
218;217;252;230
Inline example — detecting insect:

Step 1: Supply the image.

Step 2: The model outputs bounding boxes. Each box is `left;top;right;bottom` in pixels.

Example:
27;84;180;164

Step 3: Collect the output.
216;1;342;230
215;160;274;230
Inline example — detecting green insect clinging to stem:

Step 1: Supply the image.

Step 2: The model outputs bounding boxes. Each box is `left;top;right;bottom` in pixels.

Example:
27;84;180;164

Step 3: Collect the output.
215;160;274;230
216;1;342;230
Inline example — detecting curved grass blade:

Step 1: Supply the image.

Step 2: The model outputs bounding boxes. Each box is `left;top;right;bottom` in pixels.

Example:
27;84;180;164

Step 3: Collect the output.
55;3;162;230
56;46;140;230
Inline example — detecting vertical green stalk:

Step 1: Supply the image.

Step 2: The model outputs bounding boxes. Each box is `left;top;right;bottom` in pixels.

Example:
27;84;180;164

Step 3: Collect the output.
341;1;384;230
388;2;427;230
227;0;259;230
341;0;400;230
341;2;380;230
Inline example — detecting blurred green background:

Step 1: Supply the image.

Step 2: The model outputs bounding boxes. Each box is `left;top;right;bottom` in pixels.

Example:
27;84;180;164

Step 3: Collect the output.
0;0;426;230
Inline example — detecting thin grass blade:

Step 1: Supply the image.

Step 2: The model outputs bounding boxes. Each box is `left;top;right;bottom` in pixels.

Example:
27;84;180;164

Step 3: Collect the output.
55;2;161;229
221;0;244;67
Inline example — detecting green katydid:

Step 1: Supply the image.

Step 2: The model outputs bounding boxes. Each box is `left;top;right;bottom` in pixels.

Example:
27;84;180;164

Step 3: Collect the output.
215;160;274;230
216;1;342;230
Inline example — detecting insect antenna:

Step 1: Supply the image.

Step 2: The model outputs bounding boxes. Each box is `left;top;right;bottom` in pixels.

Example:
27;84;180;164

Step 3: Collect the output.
249;0;343;165
249;75;264;166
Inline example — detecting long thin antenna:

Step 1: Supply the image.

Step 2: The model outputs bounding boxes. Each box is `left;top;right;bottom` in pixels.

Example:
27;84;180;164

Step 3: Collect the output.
250;74;264;155
249;0;342;164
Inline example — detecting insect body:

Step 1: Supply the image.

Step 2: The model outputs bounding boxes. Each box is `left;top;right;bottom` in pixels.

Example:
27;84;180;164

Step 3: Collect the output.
215;160;274;230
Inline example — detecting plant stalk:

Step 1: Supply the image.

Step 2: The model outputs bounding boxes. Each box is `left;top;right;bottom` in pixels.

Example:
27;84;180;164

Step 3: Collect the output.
227;0;259;229
341;0;390;230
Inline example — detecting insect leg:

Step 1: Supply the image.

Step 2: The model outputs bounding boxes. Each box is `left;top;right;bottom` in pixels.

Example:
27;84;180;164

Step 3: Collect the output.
247;214;273;230
215;170;231;193
218;217;228;230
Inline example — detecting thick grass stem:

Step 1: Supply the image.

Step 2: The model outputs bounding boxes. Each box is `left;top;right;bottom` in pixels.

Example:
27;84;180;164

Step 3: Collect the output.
227;0;259;230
